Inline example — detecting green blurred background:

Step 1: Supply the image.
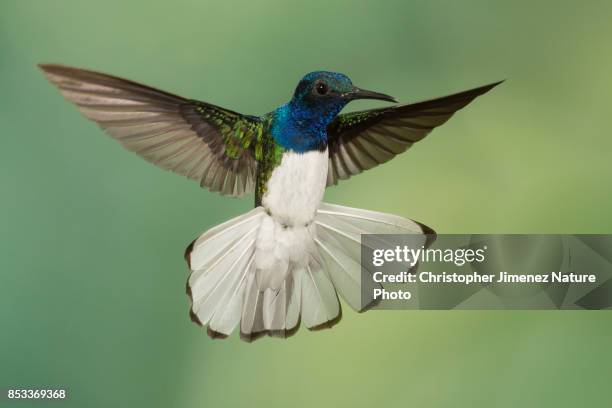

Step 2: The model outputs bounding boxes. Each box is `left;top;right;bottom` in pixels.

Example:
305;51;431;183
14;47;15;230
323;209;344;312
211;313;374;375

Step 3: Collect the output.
1;0;611;406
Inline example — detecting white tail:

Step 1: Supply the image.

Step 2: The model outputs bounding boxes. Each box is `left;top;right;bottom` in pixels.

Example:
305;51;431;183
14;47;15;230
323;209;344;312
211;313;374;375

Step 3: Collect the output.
185;203;431;341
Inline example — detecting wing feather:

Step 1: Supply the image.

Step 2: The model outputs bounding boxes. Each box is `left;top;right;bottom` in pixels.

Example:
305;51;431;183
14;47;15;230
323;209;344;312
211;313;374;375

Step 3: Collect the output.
40;64;262;197
326;81;502;185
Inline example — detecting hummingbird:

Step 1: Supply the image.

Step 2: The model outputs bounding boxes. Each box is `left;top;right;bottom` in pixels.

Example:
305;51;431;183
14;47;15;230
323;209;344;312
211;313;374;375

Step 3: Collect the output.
39;64;501;341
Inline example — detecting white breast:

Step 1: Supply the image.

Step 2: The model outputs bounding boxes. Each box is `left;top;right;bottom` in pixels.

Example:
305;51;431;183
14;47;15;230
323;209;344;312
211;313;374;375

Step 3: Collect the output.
255;148;328;289
262;148;328;227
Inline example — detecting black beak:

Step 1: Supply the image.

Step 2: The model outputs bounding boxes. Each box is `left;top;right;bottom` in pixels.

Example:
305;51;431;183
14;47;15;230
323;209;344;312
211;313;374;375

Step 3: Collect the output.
345;87;397;103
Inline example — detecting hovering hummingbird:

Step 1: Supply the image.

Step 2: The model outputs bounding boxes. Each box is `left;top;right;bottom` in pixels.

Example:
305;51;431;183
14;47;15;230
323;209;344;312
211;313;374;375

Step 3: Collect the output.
39;64;500;341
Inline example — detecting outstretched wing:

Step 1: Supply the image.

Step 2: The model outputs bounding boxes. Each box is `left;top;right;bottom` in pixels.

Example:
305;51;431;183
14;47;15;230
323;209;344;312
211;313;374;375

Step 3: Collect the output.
39;64;262;197
325;81;502;186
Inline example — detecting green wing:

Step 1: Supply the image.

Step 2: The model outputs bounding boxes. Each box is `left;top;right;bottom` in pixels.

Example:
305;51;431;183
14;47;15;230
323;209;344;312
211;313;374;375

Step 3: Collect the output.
40;64;262;197
326;81;502;186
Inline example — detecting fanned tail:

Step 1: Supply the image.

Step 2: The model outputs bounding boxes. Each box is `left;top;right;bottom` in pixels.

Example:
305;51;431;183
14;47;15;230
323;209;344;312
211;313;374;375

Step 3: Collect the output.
185;203;434;341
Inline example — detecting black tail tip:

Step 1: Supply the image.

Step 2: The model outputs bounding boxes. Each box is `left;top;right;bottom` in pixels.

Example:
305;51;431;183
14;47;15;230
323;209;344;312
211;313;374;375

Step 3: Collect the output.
184;239;196;268
207;327;229;340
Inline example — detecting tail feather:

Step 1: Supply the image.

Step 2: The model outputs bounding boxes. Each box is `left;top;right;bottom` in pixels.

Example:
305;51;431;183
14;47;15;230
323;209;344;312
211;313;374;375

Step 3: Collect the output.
207;256;254;337
185;202;433;341
240;272;266;340
188;208;265;273
261;271;301;335
190;231;255;309
185;207;264;337
315;236;371;312
317;203;424;234
284;272;302;333
300;259;342;330
262;287;286;331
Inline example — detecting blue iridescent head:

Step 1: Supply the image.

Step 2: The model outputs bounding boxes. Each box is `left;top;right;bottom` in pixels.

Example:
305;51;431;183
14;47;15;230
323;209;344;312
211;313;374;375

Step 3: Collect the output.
271;71;396;152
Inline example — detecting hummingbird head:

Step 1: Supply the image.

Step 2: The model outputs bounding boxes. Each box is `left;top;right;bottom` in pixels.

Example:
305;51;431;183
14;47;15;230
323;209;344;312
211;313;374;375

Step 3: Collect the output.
272;71;396;152
290;71;396;119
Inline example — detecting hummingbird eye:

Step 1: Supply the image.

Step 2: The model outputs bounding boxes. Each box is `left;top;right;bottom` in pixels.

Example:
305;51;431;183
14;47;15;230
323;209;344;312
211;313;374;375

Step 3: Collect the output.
315;82;329;96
